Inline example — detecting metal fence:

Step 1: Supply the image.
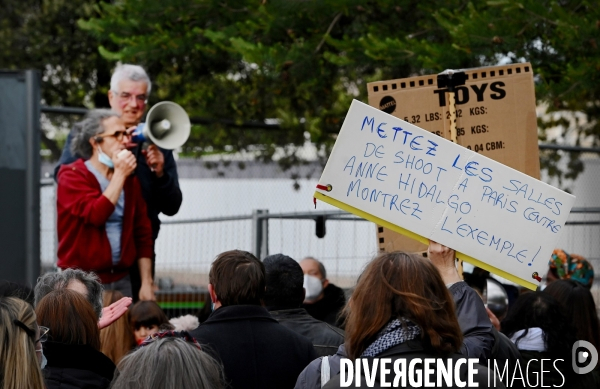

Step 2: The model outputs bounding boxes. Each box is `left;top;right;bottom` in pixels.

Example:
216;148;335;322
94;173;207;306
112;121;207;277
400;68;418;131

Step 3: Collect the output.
41;178;600;288
33;105;600;319
40;171;600;317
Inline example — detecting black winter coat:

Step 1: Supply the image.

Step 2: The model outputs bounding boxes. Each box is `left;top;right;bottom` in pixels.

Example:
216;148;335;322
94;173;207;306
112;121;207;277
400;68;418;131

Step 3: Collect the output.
189;305;318;389
269;308;344;357
302;283;346;327
43;341;115;389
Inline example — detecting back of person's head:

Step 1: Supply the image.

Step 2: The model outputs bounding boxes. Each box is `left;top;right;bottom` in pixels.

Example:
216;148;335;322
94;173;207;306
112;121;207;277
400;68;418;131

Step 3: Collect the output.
0;280;34;306
111;336;224;389
111;64;152;95
0;297;45;389
34;269;103;320
544;280;600;351
209;250;265;306
501;291;575;357
100;290;135;364
345;252;462;359
35;289;101;350
263;253;304;309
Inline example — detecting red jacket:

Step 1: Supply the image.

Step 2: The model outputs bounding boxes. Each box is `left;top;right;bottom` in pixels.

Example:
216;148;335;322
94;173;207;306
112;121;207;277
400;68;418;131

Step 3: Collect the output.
56;159;154;283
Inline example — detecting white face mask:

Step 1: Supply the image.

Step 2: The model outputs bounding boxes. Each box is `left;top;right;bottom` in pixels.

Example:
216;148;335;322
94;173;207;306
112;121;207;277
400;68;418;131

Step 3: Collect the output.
303;275;324;303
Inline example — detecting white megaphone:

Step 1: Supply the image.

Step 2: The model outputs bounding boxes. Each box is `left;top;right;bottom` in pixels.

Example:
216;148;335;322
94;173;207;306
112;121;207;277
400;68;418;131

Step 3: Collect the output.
131;101;191;150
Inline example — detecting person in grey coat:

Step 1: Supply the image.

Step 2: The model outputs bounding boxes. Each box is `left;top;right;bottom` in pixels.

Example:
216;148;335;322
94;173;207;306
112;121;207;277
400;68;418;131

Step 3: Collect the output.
264;253;345;357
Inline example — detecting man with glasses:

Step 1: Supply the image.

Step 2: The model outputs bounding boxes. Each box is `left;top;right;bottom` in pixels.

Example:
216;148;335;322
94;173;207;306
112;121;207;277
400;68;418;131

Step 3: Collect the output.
55;110;155;300
55;64;182;301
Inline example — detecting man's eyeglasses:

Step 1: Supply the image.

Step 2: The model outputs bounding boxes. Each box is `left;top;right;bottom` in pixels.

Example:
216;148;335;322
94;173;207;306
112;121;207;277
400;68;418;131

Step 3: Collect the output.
97;130;132;141
36;326;50;343
115;91;147;104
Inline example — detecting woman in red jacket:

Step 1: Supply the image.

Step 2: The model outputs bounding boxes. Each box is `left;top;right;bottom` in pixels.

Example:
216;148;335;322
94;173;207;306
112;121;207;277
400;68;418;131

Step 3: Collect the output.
56;109;155;300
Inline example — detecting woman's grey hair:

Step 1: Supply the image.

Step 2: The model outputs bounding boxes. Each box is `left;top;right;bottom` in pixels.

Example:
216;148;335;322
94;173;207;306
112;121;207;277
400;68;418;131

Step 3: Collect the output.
111;337;225;389
70;109;120;159
110;64;152;96
34;269;104;320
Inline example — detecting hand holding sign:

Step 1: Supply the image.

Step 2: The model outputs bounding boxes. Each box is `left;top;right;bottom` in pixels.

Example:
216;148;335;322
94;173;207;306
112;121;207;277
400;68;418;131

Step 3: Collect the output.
315;100;575;290
428;241;461;285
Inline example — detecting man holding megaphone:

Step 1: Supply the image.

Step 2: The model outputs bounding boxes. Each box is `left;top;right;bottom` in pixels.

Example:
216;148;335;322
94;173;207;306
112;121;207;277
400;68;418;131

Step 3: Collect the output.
55;64;184;301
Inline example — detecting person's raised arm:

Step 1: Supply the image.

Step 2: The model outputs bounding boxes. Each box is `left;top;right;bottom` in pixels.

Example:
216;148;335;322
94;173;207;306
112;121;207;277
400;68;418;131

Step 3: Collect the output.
428;240;494;361
98;297;132;329
428;240;462;285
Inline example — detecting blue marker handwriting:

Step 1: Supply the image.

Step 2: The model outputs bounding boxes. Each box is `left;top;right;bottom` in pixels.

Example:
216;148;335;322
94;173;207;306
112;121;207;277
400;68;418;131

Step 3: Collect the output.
502;179;563;216
360;116;439;157
346;179;422;220
440;215;540;264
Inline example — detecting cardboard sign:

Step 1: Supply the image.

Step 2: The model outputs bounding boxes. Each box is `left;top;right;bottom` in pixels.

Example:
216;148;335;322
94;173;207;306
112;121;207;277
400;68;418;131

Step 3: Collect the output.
314;100;574;290
368;63;540;254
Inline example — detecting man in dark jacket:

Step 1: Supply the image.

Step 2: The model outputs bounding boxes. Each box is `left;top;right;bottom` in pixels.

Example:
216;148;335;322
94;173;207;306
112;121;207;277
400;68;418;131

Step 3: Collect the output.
264;253;345;357
54;64;182;300
300;257;346;326
189;250;317;389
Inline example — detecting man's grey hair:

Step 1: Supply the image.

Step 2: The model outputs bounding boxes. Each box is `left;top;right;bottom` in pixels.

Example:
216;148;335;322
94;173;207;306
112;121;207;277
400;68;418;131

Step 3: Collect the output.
34;269;103;320
111;337;225;389
110;64;152;96
302;256;327;279
70;109;120;159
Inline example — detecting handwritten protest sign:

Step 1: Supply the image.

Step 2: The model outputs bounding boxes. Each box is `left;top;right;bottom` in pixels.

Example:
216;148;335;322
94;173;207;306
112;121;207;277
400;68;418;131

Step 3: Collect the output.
315;100;575;290
368;63;540;254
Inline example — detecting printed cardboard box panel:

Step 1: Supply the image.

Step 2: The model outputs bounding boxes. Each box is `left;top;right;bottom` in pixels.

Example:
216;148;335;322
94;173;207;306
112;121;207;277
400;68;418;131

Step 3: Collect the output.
367;63;540;254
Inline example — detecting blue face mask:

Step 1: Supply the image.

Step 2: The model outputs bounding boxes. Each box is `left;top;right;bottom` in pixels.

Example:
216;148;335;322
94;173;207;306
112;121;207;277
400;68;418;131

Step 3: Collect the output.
97;146;114;168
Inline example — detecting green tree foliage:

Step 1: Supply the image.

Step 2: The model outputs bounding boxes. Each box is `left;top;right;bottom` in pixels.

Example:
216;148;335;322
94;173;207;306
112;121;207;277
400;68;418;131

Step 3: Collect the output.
80;0;475;174
3;0;598;182
80;0;600;182
431;0;600;184
0;0;114;158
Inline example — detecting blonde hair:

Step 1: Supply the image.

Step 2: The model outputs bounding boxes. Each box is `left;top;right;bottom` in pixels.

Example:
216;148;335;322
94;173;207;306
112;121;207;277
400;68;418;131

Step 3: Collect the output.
0;297;45;389
100;290;135;364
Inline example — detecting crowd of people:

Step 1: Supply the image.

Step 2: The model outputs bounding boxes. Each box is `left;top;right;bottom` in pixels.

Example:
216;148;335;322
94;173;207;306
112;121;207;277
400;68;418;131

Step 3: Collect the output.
1;244;599;388
1;63;599;388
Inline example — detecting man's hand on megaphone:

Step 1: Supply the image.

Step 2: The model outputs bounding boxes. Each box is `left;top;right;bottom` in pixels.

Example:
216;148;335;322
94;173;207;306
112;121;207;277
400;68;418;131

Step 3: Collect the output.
113;149;137;177
142;145;165;178
124;126;138;149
